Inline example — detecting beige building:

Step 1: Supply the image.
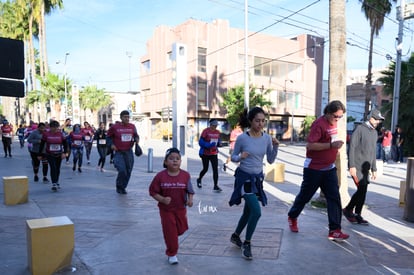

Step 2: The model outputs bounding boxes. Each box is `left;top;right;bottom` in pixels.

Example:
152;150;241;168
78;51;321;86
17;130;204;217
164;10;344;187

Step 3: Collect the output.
139;18;324;141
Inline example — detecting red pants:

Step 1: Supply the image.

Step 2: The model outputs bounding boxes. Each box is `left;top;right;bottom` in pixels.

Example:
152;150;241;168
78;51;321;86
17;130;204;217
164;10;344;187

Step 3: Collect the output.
159;208;188;256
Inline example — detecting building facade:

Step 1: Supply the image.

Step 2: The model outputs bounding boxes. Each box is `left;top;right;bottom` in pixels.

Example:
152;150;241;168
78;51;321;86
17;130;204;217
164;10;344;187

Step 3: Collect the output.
139;18;324;141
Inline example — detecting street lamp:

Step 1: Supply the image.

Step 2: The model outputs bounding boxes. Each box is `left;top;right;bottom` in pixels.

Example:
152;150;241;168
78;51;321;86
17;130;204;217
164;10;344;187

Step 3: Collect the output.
56;52;70;118
284;79;293;143
126;51;132;92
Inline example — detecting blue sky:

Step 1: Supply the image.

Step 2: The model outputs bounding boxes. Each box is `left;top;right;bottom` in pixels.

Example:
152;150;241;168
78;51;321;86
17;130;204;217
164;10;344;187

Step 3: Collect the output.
45;0;410;92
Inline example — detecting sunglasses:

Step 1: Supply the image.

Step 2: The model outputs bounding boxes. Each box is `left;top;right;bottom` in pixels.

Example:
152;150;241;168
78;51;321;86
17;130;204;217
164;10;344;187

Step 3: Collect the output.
331;114;343;119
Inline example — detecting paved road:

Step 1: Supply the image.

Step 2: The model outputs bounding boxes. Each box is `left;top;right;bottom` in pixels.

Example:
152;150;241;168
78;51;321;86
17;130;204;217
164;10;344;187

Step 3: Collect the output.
0;139;413;275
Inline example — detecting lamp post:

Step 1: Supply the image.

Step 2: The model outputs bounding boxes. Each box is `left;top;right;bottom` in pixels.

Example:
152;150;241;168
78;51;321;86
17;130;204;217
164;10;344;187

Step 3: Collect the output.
126;51;132;92
57;52;70;118
284;79;293;143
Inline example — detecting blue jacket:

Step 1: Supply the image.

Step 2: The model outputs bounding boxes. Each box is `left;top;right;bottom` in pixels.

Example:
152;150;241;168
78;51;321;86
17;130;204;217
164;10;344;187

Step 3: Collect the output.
229;167;267;206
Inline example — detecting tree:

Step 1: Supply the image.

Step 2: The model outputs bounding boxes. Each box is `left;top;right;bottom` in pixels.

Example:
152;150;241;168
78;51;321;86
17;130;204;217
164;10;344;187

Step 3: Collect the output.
361;0;396;118
378;53;414;156
221;84;272;128
79;85;113;116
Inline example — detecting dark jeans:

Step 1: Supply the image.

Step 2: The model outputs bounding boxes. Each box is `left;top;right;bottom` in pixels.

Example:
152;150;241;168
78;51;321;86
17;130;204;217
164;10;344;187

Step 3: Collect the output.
198;154;218;186
84;142;93;161
113;150;134;190
72;147;83;168
288;167;342;231
97;145;107;168
47;154;63;184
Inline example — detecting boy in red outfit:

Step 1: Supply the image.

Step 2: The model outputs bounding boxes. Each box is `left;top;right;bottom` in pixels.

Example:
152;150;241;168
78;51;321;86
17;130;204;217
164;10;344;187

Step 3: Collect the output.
149;148;194;265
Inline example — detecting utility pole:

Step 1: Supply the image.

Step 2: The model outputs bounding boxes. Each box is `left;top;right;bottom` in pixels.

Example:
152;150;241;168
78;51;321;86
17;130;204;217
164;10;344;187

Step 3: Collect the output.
244;0;249;110
329;0;348;204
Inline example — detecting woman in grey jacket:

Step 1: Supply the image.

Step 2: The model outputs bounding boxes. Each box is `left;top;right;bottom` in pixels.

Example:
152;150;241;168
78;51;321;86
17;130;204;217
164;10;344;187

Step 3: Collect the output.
229;107;279;260
27;123;49;182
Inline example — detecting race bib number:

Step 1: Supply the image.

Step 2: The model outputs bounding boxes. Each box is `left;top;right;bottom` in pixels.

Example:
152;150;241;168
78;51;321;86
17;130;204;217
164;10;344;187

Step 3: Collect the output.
49;144;61;152
74;140;82;146
3;133;11;138
84;136;91;141
121;134;132;142
211;138;218;144
98;139;106;145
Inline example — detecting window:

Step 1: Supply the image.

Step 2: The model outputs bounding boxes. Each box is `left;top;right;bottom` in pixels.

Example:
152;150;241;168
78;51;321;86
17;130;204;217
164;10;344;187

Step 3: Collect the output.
166;52;172;69
198;79;207;106
142;60;150;74
142;88;150;103
198;47;207;72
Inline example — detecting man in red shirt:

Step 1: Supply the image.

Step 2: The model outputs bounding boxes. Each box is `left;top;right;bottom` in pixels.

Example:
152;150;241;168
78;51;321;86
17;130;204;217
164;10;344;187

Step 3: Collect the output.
107;110;140;194
287;101;349;242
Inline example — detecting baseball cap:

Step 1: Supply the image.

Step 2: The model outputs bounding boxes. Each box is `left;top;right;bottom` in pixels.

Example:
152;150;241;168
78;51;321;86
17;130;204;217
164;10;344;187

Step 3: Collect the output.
369;109;384;120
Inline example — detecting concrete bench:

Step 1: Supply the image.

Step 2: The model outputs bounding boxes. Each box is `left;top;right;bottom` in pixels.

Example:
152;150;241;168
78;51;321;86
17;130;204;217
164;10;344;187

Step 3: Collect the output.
265;163;285;183
3;176;28;205
26;216;74;275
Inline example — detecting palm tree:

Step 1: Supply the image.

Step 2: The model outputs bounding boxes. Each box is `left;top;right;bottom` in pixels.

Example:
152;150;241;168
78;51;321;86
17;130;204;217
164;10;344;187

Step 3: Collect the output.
378;53;414;156
361;0;396;118
79;85;113;121
40;0;63;76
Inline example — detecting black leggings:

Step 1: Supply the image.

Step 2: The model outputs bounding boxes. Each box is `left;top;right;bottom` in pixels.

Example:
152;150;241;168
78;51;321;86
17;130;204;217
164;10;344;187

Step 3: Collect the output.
2;137;12;156
47;155;63;184
30;151;48;177
198;154;218;186
346;180;368;215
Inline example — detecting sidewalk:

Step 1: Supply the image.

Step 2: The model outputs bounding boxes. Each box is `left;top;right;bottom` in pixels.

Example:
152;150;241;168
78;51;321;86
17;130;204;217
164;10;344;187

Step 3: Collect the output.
0;139;413;275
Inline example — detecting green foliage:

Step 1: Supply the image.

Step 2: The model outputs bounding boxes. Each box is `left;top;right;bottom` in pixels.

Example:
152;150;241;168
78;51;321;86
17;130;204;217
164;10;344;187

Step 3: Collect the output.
378;52;414;156
301;115;316;140
221;84;272;127
347;116;356;123
79;85;112;113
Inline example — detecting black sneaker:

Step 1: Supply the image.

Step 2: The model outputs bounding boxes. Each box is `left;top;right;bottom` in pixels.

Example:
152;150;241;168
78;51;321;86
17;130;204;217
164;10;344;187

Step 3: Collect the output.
230;233;242;248
213;186;222;192
72;166;76;171
196;178;202;188
241;241;252;260
78;167;82;173
34;175;39;182
51;184;57;192
43;177;49;183
223;164;227;172
355;214;369;225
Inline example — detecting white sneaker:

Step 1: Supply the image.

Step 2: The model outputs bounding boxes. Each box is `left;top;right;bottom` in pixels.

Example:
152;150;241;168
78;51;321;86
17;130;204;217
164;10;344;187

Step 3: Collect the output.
168;255;178;265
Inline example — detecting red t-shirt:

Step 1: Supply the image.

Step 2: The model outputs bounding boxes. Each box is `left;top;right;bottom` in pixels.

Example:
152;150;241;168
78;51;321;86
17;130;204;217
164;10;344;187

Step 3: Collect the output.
42;131;66;154
200;127;220;155
382;131;392;147
149;169;194;211
305;116;339;170
1;124;13;138
81;127;94;143
107;123;138;151
69;132;84;148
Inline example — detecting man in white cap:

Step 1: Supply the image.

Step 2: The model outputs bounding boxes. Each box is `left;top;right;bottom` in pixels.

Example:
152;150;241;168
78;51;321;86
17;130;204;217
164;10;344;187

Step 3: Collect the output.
343;109;384;225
